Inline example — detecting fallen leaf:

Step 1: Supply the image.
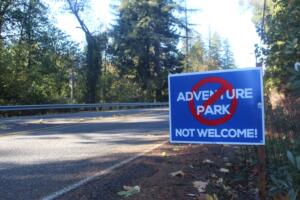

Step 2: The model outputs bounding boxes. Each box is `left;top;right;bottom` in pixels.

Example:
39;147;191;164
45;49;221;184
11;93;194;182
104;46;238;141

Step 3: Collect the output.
222;184;231;190
216;178;223;184
173;147;180;151
187;193;196;197
202;159;214;164
161;152;167;157
170;170;185;177
219;168;230;173
193;180;208;193
210;173;217;178
198;193;207;200
206;194;218;200
222;157;229;161
117;185;140;198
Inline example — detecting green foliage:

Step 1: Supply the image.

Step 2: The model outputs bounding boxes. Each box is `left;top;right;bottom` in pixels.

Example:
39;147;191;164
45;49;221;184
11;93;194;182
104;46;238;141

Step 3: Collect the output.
0;0;235;105
269;149;300;200
250;2;300;195
65;0;108;103
1;0;186;105
264;89;300;199
183;33;207;72
221;39;235;69
100;66;145;102
0;0;82;105
111;0;183;101
252;0;300;94
289;68;300;97
184;32;235;72
207;32;223;69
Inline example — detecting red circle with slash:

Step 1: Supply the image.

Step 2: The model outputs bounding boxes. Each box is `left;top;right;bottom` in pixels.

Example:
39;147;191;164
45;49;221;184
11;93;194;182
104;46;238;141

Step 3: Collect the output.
188;77;238;126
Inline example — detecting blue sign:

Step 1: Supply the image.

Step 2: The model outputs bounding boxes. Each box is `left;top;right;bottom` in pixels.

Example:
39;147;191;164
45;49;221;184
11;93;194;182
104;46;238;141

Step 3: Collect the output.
168;68;265;145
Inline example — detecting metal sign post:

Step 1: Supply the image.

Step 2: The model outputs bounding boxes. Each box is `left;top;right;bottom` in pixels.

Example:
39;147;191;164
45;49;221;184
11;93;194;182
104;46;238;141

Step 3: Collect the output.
258;145;266;200
256;64;266;200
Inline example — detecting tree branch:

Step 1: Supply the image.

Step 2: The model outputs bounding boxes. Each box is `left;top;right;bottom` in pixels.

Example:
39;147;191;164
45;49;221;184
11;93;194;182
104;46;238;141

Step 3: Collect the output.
66;0;92;38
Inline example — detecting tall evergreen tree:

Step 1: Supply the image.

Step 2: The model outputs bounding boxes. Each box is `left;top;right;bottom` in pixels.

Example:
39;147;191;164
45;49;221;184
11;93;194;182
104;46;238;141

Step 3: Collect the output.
221;39;235;69
111;0;183;101
207;32;222;70
184;34;207;72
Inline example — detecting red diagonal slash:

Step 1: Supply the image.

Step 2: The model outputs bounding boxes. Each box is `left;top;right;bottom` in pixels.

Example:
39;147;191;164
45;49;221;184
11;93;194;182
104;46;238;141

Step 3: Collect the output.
188;77;238;126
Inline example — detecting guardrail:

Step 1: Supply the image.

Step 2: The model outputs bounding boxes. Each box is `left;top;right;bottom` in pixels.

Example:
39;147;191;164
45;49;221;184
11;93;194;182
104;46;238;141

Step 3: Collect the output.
0;102;168;112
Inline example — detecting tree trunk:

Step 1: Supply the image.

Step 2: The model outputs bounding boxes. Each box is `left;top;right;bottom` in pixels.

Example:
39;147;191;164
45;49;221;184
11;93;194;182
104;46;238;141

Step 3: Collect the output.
138;39;150;92
65;0;102;103
155;89;163;102
154;40;161;102
85;36;100;103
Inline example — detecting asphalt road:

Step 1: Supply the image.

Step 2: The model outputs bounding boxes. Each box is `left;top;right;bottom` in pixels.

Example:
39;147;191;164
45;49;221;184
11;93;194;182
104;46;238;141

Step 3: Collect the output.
0;108;169;200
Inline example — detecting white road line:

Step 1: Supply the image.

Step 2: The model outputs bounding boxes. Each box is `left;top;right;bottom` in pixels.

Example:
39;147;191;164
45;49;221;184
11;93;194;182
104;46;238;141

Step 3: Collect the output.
42;141;167;200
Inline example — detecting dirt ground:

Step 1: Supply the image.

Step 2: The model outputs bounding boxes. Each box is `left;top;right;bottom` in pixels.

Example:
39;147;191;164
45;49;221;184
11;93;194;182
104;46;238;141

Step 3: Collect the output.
59;143;258;200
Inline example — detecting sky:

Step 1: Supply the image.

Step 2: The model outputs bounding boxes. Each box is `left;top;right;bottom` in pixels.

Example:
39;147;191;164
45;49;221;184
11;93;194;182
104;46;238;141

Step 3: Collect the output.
49;0;260;68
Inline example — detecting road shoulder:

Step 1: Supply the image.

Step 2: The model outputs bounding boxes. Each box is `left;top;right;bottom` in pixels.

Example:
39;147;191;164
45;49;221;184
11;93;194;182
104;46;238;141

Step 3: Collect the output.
58;143;258;200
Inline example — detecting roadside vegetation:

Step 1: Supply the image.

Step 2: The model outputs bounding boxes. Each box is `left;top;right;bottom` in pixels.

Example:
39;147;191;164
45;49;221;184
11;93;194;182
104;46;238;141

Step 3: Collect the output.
250;0;300;199
0;0;235;105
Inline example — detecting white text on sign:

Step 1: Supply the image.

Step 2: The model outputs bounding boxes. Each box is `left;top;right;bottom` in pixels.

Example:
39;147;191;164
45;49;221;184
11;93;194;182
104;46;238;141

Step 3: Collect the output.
176;88;253;102
197;105;230;115
175;128;258;139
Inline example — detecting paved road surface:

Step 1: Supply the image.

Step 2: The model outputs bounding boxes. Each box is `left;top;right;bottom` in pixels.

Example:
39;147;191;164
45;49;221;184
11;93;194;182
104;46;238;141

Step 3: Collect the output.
0;108;169;200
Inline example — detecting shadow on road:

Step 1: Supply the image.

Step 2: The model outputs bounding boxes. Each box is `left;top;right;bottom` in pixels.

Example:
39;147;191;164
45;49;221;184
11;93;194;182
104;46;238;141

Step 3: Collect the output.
0;151;151;200
0;108;169;200
0;108;169;136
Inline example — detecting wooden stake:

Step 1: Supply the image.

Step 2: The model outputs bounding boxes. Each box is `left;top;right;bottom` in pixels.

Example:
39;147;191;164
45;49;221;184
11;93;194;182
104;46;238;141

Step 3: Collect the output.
256;50;266;200
258;145;266;200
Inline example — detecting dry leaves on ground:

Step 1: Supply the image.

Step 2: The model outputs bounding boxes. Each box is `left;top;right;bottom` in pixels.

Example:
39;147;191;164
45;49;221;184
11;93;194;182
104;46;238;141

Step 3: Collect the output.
117;185;141;198
169;170;185;177
193;180;208;193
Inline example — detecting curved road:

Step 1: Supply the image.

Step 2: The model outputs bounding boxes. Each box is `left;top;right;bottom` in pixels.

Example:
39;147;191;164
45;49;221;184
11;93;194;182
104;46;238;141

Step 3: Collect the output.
0;108;169;200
